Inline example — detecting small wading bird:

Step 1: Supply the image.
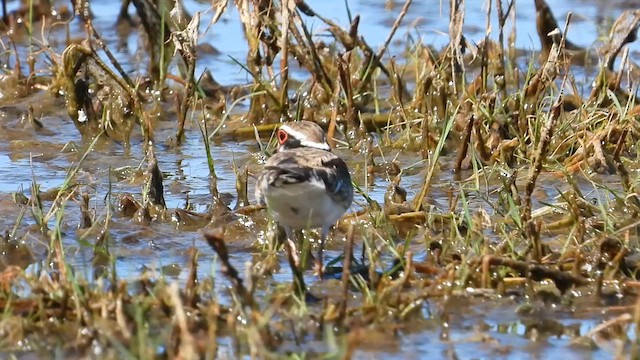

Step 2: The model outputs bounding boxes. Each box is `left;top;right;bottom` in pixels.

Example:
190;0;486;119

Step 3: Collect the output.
255;121;353;295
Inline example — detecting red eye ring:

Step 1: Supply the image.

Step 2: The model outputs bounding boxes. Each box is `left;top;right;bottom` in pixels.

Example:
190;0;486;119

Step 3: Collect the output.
277;129;288;144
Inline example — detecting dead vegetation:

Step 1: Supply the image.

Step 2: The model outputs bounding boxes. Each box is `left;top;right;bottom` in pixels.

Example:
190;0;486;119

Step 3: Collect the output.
0;0;639;358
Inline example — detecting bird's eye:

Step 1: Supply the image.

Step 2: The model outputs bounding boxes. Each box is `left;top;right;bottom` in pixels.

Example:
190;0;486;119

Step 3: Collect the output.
277;129;288;144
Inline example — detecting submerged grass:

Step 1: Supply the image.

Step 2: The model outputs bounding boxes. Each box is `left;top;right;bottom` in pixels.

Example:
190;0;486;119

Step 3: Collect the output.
0;0;639;358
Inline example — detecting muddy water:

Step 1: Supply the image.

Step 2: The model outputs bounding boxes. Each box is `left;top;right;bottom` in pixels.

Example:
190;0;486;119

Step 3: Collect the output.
0;0;636;358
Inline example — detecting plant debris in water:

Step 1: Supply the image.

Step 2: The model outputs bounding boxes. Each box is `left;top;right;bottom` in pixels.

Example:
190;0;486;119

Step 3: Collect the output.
0;0;639;358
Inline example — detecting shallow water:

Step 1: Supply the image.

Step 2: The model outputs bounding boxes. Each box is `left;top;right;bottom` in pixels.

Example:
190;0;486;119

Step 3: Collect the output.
0;0;637;358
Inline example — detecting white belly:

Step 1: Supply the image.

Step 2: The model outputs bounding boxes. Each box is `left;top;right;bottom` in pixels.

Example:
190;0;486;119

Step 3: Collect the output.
264;180;346;230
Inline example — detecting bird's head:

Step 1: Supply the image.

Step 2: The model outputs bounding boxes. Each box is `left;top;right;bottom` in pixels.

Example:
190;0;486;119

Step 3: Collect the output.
276;121;331;152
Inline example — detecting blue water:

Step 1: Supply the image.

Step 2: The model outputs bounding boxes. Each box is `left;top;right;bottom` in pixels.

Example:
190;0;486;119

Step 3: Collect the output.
0;0;635;358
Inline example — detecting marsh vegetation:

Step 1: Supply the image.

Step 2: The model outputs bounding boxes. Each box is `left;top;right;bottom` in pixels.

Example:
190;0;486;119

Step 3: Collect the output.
0;0;639;358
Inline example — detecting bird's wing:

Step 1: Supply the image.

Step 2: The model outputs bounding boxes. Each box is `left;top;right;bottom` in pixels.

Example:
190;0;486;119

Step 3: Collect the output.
258;149;353;207
314;156;353;207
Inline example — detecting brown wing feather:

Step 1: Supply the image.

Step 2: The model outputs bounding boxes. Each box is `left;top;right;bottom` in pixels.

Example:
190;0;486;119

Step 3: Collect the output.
255;148;353;209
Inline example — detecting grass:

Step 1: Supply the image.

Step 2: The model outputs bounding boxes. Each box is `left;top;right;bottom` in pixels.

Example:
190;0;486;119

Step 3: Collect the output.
0;0;639;358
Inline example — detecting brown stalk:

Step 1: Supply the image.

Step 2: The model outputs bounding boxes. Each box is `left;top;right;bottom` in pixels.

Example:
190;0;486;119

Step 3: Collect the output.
389;59;405;108
338;224;355;325
481;255;491;288
206;302;220;357
613;128;628;160
286;237;307;297
358;0;413;99
375;0;412;64
338;53;356;131
400;251;414;288
117;0;132;22
235;0;273;122
584;313;632;338
279;0;291;113
84;18;137;91
327;77;341;149
558;12;574;67
411;62;433;113
412;117;454;211
171;11;202;144
525;12;574;103
535;0;581;63
79;193;92;229
130;0;173;83
327;14;359;51
233;165;250;210
612;129;640;213
285;23;313;77
295;17;334;95
475;255;590;293
147;147;166;208
613;46;629;91
185;248;199;308
236;0;262;74
448;0;465;95
61;44;146;143
603;10;640;71
495;0;514;98
51;234;67;284
92;230;110;279
522;98;562;261
417;78;435;156
572;243;583;278
227;113;394;138
168;283;196;360
508;4;518;74
115;289;132;341
473;117;491;162
480;0;491;95
295;0;407;97
454;114;474;179
632;296;640;358
202;228;254;309
582;130;613;174
523;42;560;101
607;245;630;279
175;94;186;143
176;61;196;144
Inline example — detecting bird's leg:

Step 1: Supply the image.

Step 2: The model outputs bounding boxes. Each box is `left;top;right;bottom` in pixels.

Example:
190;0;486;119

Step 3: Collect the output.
315;227;329;280
284;227;306;295
269;224;286;253
297;229;312;269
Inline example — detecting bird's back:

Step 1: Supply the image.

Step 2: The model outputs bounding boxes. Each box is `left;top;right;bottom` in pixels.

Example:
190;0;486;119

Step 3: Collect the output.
255;147;353;230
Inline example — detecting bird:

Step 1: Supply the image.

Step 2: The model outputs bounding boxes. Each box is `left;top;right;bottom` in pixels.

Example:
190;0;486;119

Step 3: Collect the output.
255;120;353;294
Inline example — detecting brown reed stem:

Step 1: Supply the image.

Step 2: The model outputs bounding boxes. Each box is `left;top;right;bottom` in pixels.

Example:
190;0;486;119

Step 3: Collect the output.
327;77;341;149
454;114;474;179
495;0;514;98
632;296;640;358
147;146;166;208
338;53;357;131
279;0;291;114
376;0;412;62
522;99;561;262
202;228;254;309
185;248;199;308
475;255;589;293
339;224;355;325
